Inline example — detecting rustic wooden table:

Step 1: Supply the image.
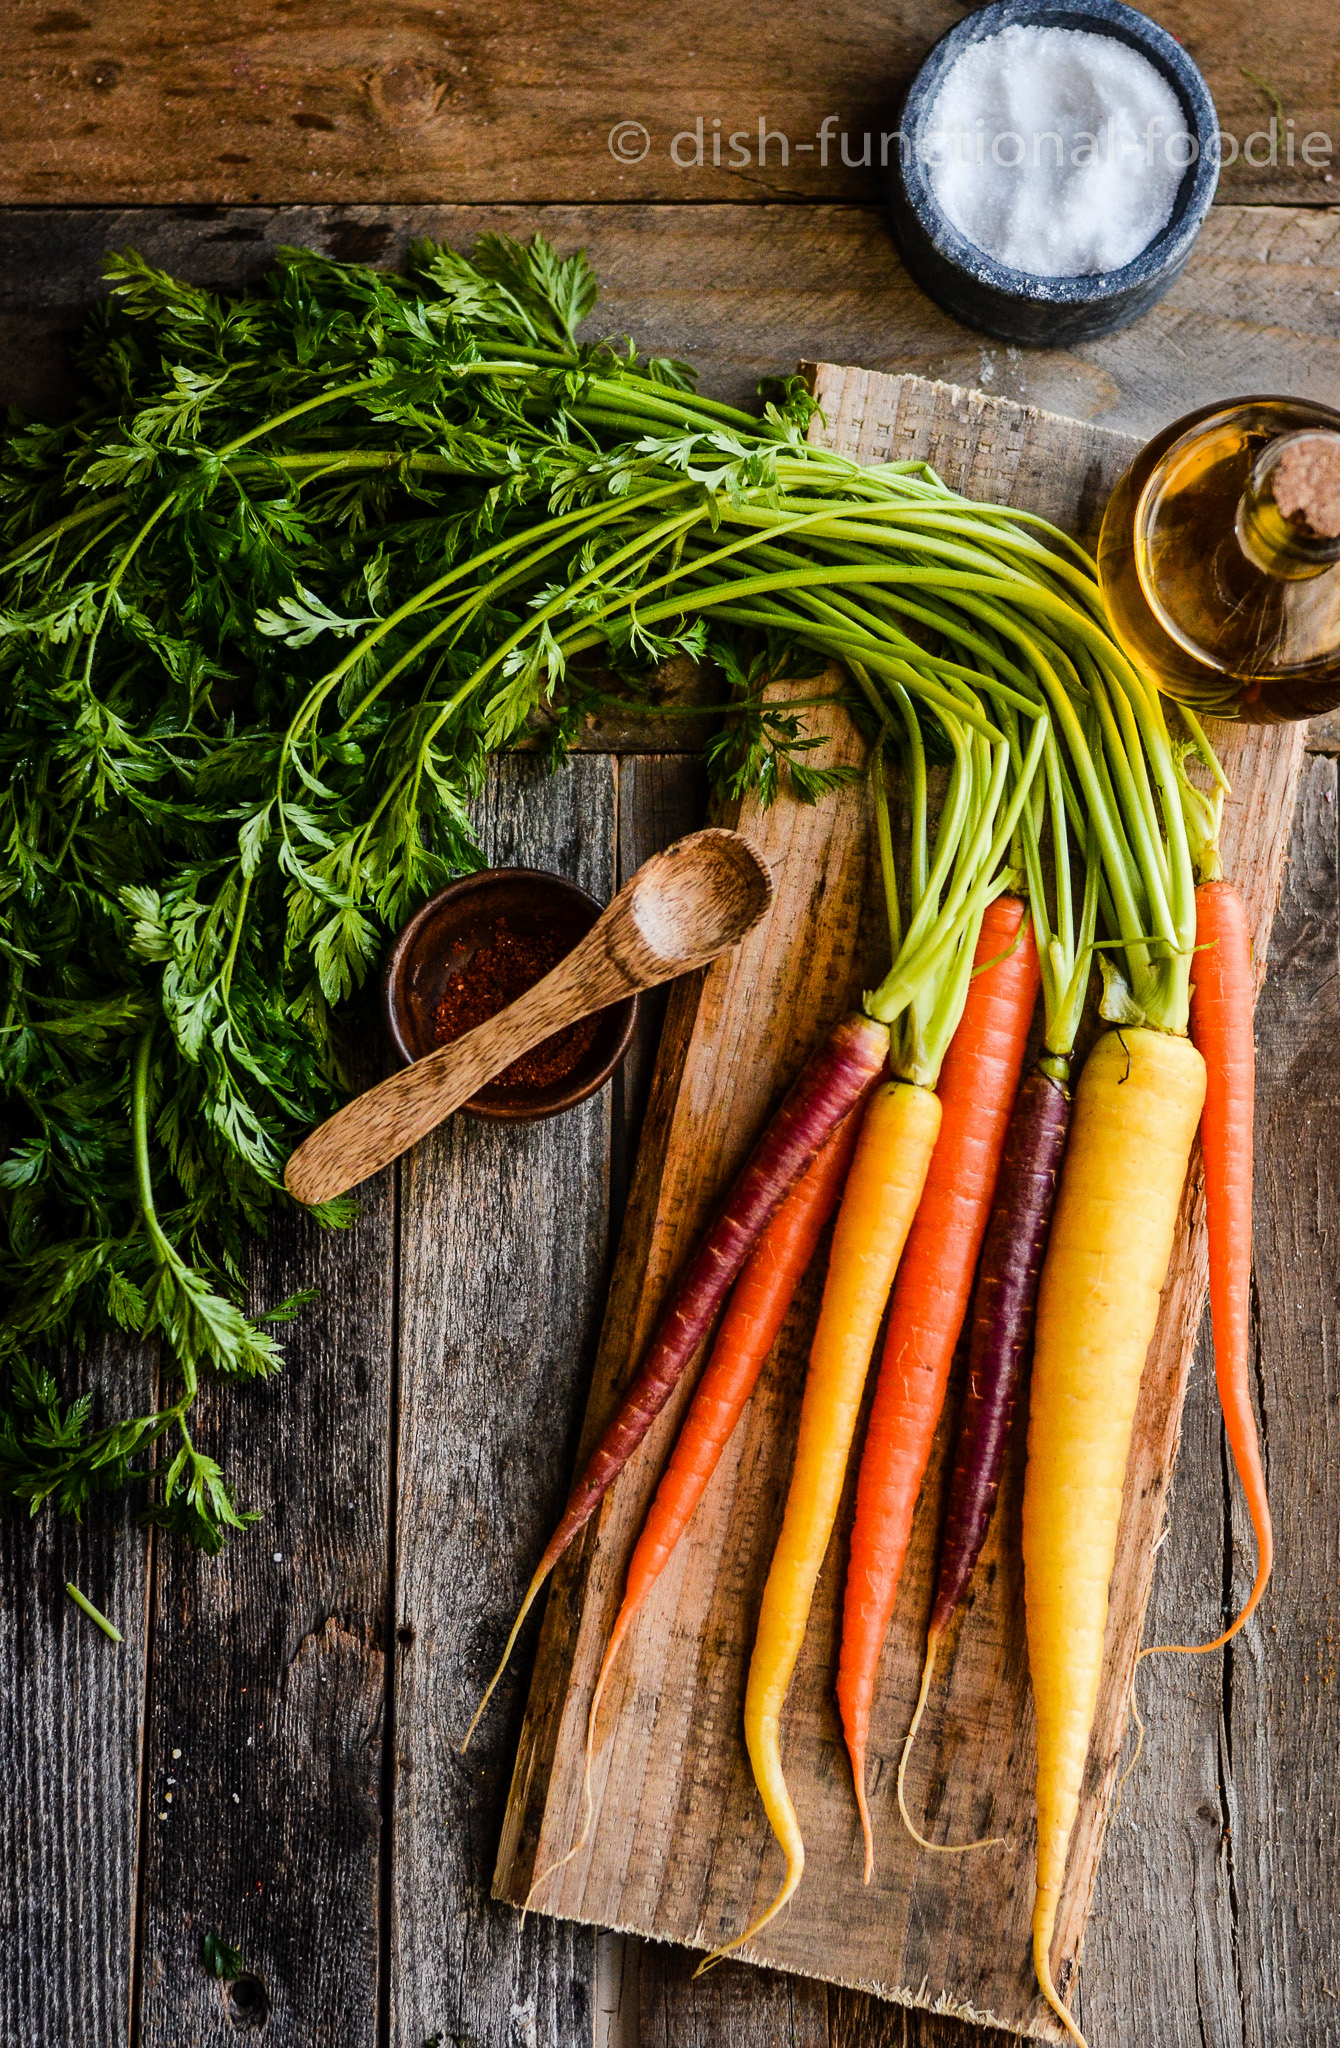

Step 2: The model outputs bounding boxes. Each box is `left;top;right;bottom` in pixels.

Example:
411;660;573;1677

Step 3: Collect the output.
2;9;1339;2048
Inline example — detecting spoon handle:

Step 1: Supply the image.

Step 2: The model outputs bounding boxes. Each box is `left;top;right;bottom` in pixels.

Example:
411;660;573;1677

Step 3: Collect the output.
285;935;633;1206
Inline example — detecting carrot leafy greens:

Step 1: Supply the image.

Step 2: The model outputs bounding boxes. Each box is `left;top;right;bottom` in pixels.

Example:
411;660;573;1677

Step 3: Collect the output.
0;232;1115;1550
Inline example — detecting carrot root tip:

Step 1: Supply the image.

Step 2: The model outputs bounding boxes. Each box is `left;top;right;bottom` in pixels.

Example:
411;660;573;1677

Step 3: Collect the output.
1111;1671;1147;1817
1139;1550;1272;1660
845;1736;876;1882
522;1827;589;1915
461;1565;547;1754
1034;1942;1089;2048
697;1861;803;1974
896;1637;1004;1858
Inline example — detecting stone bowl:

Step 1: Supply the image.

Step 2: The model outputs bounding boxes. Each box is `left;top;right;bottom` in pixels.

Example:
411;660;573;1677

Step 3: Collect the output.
885;0;1220;346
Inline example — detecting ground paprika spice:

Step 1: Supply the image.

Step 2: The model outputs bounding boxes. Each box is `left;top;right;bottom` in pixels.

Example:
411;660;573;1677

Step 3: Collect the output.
431;914;599;1090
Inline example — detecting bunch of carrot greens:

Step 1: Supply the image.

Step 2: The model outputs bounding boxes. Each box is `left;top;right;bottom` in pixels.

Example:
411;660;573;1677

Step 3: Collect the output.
0;229;1125;1545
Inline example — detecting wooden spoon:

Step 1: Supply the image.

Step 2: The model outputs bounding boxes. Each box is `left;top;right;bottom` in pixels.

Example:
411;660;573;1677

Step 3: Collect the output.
284;827;773;1206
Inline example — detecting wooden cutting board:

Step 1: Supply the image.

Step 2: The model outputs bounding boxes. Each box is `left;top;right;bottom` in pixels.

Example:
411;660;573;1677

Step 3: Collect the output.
494;367;1306;2038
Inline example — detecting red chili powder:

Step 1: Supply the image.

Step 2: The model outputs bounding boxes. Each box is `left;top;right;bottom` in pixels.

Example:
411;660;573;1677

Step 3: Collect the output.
431;914;599;1092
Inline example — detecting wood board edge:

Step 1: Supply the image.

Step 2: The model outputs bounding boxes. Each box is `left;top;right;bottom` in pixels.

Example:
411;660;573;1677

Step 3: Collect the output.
802;360;1140;456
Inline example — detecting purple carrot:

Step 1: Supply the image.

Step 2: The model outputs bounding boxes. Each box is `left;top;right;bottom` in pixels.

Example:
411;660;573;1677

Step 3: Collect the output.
931;1064;1072;1635
464;1009;889;1748
897;1061;1072;1851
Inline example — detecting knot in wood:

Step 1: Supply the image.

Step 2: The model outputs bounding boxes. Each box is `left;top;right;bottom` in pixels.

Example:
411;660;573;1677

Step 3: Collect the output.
366;63;449;128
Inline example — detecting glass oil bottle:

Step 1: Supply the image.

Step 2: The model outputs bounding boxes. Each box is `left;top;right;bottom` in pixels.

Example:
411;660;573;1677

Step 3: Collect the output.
1097;396;1340;723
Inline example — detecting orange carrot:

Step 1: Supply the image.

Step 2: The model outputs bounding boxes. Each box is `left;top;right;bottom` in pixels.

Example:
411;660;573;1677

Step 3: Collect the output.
597;1105;867;1698
463;1011;889;1752
1158;876;1272;1652
838;896;1040;1875
526;1105;869;1906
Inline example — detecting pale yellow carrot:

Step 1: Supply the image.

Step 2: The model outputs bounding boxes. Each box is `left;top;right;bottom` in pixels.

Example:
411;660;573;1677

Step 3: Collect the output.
1023;1027;1206;2045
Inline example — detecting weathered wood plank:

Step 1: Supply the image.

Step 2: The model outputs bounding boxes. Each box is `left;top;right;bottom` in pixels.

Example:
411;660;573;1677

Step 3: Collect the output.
605;758;709;2048
2;204;1340;446
493;368;1306;2039
641;1947;830;2048
618;756;842;2048
1;0;1332;207
136;1188;393;2046
831;1988;1020;2048
1233;750;1340;2048
0;1342;152;2048
599;757;711;2048
390;754;616;2048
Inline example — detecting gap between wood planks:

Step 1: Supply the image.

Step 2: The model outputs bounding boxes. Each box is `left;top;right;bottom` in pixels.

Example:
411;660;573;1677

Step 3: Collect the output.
376;1159;404;2048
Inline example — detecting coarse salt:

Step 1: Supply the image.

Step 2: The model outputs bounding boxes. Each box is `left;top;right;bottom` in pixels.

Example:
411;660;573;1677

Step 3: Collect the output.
925;24;1188;278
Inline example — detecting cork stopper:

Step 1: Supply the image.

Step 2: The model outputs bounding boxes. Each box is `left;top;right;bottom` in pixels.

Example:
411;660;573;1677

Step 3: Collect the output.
1269;431;1340;540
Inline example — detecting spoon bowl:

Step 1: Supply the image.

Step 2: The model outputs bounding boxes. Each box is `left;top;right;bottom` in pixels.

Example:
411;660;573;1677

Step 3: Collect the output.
624;829;776;973
284;827;774;1206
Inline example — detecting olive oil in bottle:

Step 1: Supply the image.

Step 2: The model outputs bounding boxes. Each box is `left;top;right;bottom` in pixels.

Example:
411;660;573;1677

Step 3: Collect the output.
1097;396;1340;723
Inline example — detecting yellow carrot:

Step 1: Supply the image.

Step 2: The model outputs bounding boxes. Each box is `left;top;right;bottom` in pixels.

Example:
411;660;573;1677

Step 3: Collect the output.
1023;1027;1206;2046
704;1078;941;1964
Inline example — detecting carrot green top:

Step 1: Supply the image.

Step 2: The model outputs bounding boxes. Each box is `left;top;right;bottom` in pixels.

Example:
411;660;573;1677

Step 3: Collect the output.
858;670;1046;1089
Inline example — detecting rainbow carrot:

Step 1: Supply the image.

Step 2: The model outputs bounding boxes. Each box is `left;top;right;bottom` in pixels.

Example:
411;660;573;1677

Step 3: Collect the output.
721;1077;941;1952
591;1110;865;1705
1024;1027;1205;2045
527;1107;868;1903
464;1009;889;1747
839;895;1041;1873
896;1061;1071;1853
1157;874;1271;1651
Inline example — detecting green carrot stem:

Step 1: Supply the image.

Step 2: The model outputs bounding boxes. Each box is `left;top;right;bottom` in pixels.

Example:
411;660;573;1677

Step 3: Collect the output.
0;492;132;573
888;678;930;906
65;1584;124;1642
870;735;902;960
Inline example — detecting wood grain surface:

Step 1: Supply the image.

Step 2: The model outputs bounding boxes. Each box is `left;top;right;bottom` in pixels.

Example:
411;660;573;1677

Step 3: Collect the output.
1230;751;1340;2047
390;756;617;2048
4;204;1340;445
137;1174;395;2046
2;0;1333;208
0;1339;153;2048
493;368;1307;2038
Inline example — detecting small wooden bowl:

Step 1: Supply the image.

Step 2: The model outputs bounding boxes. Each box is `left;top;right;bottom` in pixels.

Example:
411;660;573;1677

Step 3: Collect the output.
382;868;640;1123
